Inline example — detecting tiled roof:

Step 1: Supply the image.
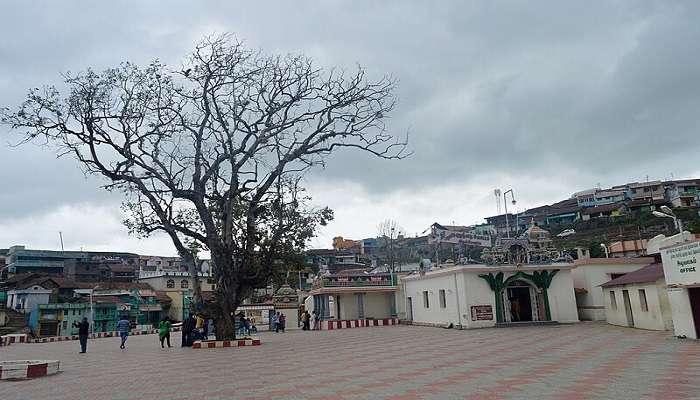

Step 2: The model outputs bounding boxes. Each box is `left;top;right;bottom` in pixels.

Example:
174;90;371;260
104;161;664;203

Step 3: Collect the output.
154;291;173;303
601;263;664;287
17;277;93;290
95;282;153;291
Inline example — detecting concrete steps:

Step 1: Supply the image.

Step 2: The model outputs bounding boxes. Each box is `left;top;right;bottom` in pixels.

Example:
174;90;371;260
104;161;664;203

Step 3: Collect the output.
495;321;560;328
0;309;29;335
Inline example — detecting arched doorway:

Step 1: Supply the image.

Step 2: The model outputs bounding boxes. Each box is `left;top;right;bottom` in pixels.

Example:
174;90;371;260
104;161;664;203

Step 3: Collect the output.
502;279;540;323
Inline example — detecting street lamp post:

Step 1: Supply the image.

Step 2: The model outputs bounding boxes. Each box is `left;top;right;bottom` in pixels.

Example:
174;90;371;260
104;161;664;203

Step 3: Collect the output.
653;206;683;233
89;286;97;334
390;227;395;274
503;189;517;239
600;243;609;258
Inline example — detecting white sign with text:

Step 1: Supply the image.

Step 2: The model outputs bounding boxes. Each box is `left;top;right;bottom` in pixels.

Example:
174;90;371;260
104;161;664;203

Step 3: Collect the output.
661;240;700;286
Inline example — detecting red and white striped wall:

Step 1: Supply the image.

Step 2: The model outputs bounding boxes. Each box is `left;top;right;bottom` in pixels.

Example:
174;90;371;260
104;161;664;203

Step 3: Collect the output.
1;334;28;346
322;318;399;330
30;327;179;343
191;338;261;349
0;360;60;380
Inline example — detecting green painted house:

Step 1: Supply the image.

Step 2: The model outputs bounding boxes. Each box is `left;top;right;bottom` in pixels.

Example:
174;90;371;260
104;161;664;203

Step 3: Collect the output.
30;302;118;337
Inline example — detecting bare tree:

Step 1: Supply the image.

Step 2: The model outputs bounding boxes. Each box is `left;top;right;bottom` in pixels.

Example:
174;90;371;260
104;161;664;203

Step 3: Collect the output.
377;219;405;273
2;35;408;339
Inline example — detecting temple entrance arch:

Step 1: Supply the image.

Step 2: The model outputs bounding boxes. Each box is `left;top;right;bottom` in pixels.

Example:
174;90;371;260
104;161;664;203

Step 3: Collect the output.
502;278;541;323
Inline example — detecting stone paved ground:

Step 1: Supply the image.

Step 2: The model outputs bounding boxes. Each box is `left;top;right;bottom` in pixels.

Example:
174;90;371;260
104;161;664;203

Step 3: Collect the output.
2;322;700;399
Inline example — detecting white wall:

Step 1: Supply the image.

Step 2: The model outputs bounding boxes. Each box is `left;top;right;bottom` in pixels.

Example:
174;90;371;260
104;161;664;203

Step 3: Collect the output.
7;289;52;313
572;262;652;320
604;282;670;331
667;287;697;339
547;269;579;323
462;272;497;328
403;268;579;328
404;273;462;326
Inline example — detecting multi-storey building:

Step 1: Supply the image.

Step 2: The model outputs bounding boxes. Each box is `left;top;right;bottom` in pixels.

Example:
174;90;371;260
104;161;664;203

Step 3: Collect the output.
137;271;214;321
664;179;699;208
3;246;88;276
574;189;626;208
29;301;118;337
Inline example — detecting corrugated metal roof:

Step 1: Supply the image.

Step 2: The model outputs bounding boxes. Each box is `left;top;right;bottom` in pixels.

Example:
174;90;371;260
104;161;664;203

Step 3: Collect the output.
600;263;664;287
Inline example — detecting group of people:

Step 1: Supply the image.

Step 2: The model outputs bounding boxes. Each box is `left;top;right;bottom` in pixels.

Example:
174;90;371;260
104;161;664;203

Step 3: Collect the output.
301;310;321;331
181;312;214;347
236;312;258;336
272;312;287;332
72;314;132;353
71;308;327;353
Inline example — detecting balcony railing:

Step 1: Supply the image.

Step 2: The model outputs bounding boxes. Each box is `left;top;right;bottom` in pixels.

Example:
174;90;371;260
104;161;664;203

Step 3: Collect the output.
314;274;397;289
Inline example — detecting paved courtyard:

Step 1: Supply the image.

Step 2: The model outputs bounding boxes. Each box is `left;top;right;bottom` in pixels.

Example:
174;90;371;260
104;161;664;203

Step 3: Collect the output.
2;322;700;399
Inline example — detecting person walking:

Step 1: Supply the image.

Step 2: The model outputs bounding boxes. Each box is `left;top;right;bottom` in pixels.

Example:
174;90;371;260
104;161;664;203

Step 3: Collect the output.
312;311;321;331
73;317;90;353
116;315;131;349
181;314;196;347
273;312;281;333
304;311;311;331
158;317;172;348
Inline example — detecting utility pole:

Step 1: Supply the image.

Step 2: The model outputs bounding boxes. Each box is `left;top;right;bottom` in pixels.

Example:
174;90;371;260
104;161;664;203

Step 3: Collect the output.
503;189;517;239
59;232;64;252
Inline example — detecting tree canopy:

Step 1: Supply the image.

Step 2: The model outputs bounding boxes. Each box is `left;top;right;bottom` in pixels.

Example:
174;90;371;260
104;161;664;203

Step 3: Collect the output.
2;34;408;338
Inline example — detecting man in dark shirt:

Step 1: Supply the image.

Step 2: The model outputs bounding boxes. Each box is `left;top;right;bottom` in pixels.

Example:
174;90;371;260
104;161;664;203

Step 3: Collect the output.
181;314;197;347
73;317;90;353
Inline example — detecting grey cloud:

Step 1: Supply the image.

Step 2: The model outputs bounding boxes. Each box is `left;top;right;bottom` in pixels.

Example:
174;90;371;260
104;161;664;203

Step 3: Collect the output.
1;1;699;225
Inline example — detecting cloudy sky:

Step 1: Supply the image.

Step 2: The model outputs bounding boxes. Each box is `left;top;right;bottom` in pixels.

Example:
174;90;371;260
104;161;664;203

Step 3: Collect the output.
1;1;699;255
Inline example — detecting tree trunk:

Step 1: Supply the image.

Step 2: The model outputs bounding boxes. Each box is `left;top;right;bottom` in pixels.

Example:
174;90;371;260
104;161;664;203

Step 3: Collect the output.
215;295;236;340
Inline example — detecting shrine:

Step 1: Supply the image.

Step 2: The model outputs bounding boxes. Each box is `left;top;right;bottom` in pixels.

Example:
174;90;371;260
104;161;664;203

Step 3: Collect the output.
403;225;578;328
272;284;300;330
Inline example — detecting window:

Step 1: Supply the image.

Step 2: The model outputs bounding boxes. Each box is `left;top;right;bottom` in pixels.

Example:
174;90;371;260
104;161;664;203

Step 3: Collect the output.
166;279;175;289
423;291;429;308
180;279;189;289
62;321;67;329
439;290;446;309
609;291;617;310
639;289;648;312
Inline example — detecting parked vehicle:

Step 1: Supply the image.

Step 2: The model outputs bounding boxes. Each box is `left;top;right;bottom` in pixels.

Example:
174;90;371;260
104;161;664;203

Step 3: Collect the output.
557;229;576;237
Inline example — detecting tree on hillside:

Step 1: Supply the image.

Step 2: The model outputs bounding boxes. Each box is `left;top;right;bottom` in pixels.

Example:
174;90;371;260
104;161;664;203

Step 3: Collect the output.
2;35;408;339
377;219;405;273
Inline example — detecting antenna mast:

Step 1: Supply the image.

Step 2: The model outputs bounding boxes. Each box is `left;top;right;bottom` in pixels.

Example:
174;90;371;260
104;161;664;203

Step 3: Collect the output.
494;189;502;215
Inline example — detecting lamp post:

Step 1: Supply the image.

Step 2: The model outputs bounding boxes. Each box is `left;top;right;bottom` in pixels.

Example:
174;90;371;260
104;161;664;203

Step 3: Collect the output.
89;286;97;334
390;227;395;274
503;189;517;238
652;206;683;233
600;243;609;258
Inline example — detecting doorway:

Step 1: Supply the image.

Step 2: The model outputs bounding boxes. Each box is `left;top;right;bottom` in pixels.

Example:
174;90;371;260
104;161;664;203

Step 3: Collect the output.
407;297;413;321
689;288;700;338
506;284;533;322
622;290;635;327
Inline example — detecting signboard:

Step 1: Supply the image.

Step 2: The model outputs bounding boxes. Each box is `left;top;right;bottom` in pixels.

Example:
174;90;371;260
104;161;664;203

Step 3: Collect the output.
661;240;700;286
470;305;493;321
430;224;491;247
